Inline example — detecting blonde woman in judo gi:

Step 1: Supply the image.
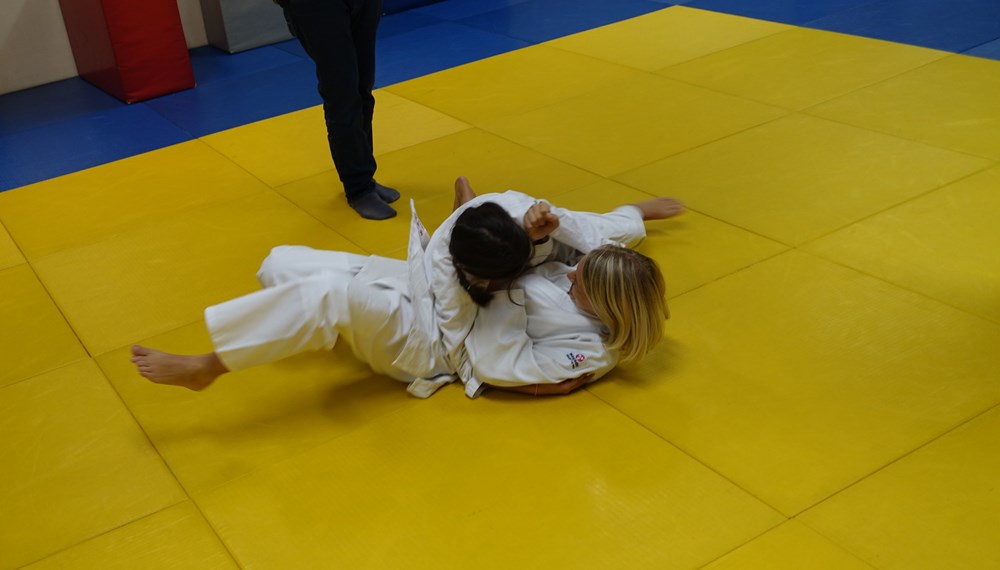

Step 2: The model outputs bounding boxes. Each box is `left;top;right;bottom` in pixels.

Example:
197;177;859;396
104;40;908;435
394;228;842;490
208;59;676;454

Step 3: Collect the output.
130;178;683;397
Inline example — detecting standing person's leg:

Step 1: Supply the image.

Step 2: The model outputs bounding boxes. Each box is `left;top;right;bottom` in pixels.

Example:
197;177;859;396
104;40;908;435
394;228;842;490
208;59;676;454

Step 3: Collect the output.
352;0;399;204
284;0;395;219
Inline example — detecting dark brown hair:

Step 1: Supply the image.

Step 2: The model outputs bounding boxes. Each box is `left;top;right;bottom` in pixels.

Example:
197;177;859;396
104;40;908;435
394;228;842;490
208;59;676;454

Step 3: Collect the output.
449;202;533;306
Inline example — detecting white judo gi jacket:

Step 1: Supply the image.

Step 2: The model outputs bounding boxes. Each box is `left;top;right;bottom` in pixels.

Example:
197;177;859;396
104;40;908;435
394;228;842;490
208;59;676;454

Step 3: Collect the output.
462;262;617;397
398;191;647;398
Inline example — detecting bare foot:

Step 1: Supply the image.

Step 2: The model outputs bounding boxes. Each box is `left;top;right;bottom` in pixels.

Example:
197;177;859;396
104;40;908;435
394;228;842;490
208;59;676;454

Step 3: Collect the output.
130;345;227;391
454;176;477;211
632;197;685;220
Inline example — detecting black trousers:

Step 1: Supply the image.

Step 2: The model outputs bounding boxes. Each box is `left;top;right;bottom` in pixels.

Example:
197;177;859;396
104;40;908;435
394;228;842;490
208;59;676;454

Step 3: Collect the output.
283;0;382;199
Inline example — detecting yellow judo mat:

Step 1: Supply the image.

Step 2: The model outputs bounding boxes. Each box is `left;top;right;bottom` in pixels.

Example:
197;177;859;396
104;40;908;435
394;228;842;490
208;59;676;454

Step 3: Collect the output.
2;6;1000;569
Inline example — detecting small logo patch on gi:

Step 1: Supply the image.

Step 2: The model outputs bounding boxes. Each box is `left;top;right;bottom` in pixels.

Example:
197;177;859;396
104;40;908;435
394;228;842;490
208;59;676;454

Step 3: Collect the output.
566;352;586;369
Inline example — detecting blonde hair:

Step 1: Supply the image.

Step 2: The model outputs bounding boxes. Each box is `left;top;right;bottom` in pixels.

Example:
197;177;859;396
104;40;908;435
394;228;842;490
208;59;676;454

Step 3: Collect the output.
579;245;668;362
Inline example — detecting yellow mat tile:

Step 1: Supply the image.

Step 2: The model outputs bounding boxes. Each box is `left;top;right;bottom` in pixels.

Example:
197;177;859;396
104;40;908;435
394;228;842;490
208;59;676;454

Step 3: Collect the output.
642;210;786;297
0;359;185;569
546;177;657;212
32;191;360;356
800;406;1000;570
202;91;470;188
805;164;1000;323
385;44;643;124
273;170;417;258
616;113;990;245
374;128;603;203
0;222;24;269
0;265;86;388
196;390;782;569
480;73;785;177
660;27;946;110
808;54;1000;160
552;179;787;296
373;90;472;154
591;251;1000;515
0;141;269;259
22;502;236;570
277;128;604;256
201;106;329;188
548;6;790;72
703;520;874;569
97;322;418;494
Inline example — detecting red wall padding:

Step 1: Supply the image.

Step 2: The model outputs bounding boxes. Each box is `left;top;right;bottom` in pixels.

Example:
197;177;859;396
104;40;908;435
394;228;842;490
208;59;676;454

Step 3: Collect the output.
59;0;195;103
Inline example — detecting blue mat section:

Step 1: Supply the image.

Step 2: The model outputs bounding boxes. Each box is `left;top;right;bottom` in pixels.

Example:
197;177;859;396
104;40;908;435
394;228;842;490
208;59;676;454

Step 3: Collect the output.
189;45;304;86
3;0;1000;192
144;61;321;137
806;0;1000;53
686;0;1000;53
385;0;444;14
377;22;529;85
376;9;444;38
967;38;1000;60
0;105;191;191
413;0;534;21
458;0;670;44
0;78;121;136
686;0;874;26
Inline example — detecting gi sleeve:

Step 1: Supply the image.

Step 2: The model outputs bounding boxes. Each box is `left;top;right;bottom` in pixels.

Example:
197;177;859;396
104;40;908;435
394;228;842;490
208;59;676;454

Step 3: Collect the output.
548;205;646;253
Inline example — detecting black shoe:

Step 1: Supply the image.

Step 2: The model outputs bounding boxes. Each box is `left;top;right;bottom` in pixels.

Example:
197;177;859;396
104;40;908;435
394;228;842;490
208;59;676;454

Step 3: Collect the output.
374;182;400;203
348;191;397;220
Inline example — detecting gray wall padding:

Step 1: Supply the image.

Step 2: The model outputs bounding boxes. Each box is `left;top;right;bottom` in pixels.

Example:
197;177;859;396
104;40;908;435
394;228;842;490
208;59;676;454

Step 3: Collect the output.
200;0;292;53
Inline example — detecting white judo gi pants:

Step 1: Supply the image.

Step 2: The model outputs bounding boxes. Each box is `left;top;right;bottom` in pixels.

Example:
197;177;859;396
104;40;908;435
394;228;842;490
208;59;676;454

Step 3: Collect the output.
204;245;416;382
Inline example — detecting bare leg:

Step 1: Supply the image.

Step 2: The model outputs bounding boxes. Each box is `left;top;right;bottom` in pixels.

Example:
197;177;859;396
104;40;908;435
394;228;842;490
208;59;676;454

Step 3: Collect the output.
453;176;477;211
631;197;684;220
130;345;228;391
